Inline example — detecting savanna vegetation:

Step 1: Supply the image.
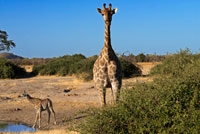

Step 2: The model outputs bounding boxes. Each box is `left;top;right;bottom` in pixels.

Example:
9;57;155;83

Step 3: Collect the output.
120;52;165;63
1;52;165;66
1;48;200;133
0;58;26;79
0;30;26;79
0;52;148;80
32;54;142;81
78;49;200;133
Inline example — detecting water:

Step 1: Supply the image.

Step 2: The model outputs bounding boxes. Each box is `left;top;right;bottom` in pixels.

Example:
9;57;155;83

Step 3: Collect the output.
0;121;36;132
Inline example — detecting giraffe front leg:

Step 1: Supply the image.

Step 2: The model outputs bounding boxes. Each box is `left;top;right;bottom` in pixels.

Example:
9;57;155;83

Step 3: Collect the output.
38;110;42;128
33;110;39;128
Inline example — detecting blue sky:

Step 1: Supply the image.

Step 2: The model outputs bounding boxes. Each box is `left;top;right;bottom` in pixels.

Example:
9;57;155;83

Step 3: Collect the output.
1;0;200;58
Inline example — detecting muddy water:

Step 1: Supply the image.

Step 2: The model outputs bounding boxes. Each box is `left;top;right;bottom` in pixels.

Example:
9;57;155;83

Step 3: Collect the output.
0;121;36;132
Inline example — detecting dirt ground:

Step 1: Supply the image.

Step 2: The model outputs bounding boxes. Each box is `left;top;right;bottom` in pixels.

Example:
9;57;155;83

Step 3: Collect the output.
0;62;157;131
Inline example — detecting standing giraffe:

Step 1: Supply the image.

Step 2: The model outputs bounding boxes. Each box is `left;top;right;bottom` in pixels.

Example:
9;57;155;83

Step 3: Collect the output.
93;3;122;106
23;91;57;128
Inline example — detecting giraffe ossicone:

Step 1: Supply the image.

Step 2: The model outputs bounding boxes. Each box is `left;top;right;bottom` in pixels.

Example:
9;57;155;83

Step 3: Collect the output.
93;3;122;107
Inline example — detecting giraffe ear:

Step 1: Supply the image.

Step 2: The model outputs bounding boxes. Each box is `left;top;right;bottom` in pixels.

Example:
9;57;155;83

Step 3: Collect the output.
97;8;103;14
112;8;118;14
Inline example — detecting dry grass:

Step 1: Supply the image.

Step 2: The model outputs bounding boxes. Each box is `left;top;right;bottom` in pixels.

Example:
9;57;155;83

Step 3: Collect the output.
0;130;79;134
47;77;93;90
20;65;33;72
137;62;161;75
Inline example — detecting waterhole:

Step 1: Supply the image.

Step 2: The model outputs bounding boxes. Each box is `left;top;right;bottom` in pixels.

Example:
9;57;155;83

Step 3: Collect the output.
0;121;36;132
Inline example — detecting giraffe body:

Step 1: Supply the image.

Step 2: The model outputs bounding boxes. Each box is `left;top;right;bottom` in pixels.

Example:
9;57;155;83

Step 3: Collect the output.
93;3;122;106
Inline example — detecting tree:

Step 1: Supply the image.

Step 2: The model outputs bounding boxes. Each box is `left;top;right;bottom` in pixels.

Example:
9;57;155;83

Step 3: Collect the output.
136;53;146;62
0;30;15;51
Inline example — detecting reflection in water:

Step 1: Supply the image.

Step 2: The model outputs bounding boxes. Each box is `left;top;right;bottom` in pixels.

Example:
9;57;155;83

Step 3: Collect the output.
0;123;8;129
0;122;36;132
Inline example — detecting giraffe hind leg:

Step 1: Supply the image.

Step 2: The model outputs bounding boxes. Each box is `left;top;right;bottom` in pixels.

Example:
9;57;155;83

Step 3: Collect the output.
50;108;57;125
48;101;57;125
98;86;106;107
111;82;120;104
111;86;115;104
47;108;51;124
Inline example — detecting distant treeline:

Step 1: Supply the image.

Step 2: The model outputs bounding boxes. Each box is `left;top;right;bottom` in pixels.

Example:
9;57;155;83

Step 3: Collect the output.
120;53;165;63
0;53;142;80
9;53;166;66
11;58;51;66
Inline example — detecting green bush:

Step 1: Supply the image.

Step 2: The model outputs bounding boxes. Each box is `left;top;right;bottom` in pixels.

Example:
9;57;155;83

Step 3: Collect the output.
78;50;200;133
150;49;200;76
0;58;26;78
33;54;141;81
32;54;86;76
119;58;141;78
135;53;146;62
74;56;97;81
79;71;200;134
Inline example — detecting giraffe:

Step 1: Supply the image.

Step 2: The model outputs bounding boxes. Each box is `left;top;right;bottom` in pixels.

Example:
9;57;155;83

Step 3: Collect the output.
93;3;122;107
23;90;57;128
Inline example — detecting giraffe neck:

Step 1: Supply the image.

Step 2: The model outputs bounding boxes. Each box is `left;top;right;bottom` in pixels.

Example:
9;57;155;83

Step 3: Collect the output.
104;23;112;49
26;94;34;102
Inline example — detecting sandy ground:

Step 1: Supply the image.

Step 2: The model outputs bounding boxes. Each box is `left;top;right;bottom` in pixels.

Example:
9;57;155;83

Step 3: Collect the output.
0;76;98;130
0;62;157;131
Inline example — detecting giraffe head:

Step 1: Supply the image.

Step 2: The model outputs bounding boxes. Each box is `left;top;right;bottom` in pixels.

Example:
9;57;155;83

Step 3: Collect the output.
97;3;117;25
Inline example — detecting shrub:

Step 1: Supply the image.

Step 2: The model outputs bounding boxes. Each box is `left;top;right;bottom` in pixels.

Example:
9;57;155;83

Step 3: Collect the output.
79;71;200;134
32;54;86;76
135;53;146;62
33;54;141;81
78;49;200;133
150;49;200;76
74;56;97;81
119;58;141;78
0;58;26;78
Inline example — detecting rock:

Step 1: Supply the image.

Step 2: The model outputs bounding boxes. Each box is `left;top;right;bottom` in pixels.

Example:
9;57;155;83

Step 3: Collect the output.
18;95;23;98
15;108;21;111
64;89;71;93
0;97;11;100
